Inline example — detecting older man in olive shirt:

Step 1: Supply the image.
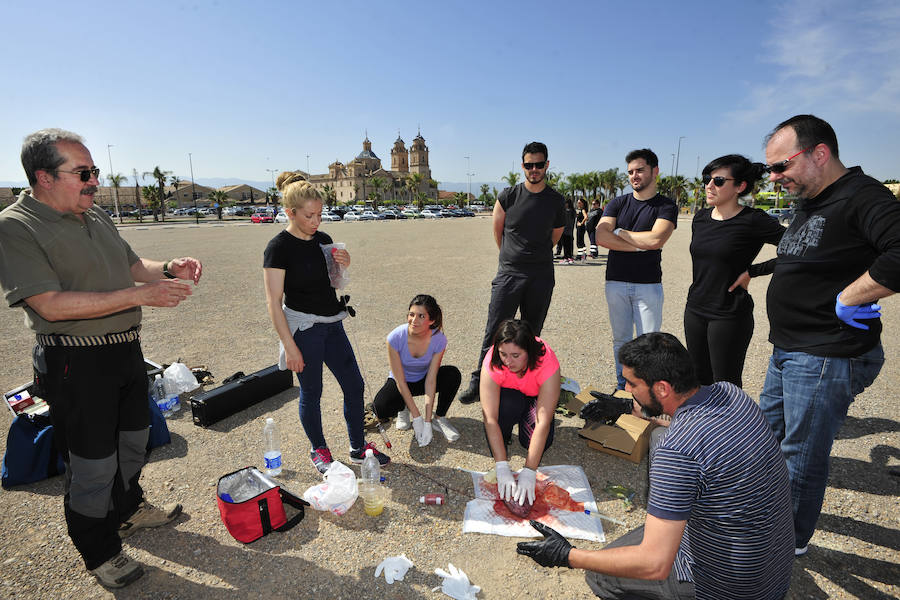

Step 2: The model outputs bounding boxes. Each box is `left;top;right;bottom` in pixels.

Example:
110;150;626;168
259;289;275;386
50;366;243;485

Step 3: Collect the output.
0;129;202;589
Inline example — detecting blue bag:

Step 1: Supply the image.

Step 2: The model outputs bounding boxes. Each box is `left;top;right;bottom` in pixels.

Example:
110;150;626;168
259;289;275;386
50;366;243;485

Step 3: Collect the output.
1;413;65;489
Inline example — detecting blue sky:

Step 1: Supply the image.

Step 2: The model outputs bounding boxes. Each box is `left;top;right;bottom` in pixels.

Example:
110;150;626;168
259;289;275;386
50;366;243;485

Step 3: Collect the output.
2;0;898;187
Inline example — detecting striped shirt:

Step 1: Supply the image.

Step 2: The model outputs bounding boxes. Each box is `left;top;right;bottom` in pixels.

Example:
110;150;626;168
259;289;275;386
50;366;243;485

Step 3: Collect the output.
648;383;794;600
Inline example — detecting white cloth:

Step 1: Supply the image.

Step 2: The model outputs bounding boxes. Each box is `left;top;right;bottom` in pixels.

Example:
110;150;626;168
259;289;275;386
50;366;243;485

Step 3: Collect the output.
277;303;347;370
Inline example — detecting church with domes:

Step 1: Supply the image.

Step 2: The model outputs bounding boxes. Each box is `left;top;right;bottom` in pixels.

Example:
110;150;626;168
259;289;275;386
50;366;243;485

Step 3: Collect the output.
307;131;438;206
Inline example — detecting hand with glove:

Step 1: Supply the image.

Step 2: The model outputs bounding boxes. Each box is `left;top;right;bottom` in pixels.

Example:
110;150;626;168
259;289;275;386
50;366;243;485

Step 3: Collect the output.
412;416;433;447
516;520;574;568
495;461;517;501
374;554;414;584
514;468;536;506
433;563;480;600
836;292;882;330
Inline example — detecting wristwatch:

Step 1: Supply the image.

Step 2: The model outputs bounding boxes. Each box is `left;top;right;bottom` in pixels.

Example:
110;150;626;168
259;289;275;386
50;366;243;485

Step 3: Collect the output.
162;261;176;279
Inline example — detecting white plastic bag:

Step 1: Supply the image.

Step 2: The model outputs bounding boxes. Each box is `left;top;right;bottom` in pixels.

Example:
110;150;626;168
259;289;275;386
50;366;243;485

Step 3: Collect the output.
302;461;358;515
162;362;200;393
320;242;350;289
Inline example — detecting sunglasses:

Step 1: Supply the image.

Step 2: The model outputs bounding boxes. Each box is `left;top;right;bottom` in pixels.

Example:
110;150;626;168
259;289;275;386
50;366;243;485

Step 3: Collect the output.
702;175;735;187
765;147;812;174
523;161;546;170
57;167;101;182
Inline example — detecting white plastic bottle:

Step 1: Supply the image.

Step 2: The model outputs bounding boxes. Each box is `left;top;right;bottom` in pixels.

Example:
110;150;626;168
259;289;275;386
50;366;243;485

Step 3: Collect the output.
163;377;181;414
152;374;173;417
262;418;282;476
360;449;384;516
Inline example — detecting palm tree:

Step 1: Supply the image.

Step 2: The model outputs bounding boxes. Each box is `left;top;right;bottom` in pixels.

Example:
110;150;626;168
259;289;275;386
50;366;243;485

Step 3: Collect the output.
141;186;158;216
207;190;229;219
322;184;336;208
406;173;424;207
132;169;143;222
169;175;182;214
566;173;580;202
106;173;127;223
546;170;563;189
143;166;171;222
479;183;490;202
415;191;428;211
502;171;520;188
370;176;385;211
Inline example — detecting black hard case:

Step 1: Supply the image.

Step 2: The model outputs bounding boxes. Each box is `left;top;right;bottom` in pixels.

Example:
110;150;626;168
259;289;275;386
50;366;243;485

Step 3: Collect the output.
190;365;293;427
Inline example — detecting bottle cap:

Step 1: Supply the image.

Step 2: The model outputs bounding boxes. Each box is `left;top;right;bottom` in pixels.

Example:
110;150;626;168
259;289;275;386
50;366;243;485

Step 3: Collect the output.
266;417;274;424
365;449;374;458
419;496;425;503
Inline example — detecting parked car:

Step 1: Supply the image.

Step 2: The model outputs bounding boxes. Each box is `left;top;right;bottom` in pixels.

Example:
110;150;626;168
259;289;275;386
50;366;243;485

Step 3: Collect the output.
379;209;398;220
420;209;442;219
343;212;361;222
440;209;456;218
274;211;288;223
359;210;379;221
778;209;796;226
321;211;341;222
766;208;791;217
251;212;274;223
457;209;475;217
401;208;420;218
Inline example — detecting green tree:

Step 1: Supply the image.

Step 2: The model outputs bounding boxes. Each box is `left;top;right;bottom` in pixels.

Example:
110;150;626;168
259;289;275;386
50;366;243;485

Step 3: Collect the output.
406;173;424;207
546;170;563;189
132;169;143;222
479;183;490;203
106;173;127;223
143;166;171;222
415;191;428;211
370;176;385;211
169;175;182;214
207;190;229;219
502;171;520;188
141;185;158;216
322;184;336;207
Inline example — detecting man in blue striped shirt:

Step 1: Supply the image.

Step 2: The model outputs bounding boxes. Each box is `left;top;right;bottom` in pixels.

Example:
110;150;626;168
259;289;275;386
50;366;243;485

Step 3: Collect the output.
518;333;794;600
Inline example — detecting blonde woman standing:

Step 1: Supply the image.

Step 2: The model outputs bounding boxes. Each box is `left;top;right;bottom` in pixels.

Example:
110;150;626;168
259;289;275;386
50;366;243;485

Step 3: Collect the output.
263;171;389;474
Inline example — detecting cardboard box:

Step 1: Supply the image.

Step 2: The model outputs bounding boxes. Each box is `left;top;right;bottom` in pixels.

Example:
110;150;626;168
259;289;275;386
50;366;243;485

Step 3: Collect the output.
579;413;653;465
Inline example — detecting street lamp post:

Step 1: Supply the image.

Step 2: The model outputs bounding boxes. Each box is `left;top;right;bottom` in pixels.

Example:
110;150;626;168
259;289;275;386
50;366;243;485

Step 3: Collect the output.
189;153;198;225
465;156;471;207
306;155;310;178
674;136;686;206
107;144;122;224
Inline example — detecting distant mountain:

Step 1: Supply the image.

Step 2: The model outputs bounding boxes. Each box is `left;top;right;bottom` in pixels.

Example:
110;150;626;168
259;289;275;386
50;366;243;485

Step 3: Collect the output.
0;177;272;190
0;181;27;188
438;181;505;195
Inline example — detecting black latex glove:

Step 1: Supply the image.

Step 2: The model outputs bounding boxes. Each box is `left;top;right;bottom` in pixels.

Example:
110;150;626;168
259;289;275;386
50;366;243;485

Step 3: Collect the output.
580;391;634;424
516;520;573;568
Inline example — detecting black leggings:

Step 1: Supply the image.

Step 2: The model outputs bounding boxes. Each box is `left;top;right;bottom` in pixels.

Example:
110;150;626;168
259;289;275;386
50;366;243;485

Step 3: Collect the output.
372;365;462;418
561;234;574;259
683;307;754;387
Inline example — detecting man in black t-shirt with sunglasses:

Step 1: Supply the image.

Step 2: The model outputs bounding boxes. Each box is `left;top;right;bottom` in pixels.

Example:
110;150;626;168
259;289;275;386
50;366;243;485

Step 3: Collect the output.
458;141;566;404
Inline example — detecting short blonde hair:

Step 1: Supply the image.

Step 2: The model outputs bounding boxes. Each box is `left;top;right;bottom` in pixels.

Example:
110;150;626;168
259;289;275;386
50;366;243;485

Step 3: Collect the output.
276;171;323;211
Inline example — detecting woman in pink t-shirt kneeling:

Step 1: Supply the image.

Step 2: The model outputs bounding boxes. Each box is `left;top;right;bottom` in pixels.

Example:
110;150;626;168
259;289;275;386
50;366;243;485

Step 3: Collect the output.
480;319;560;509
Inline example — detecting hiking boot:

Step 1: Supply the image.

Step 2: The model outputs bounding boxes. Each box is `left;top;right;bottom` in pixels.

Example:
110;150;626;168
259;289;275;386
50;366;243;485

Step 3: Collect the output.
90;552;144;589
432;416;460;442
118;501;182;539
350;442;390;467
458;376;480;405
310;446;333;474
395;408;411;430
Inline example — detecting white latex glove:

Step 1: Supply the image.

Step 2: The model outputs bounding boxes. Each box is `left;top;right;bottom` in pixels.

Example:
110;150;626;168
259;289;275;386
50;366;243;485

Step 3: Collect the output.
433;563;481;600
375;554;414;584
412;416;432;447
495;461;516;502
419;420;433;447
514;468;536;505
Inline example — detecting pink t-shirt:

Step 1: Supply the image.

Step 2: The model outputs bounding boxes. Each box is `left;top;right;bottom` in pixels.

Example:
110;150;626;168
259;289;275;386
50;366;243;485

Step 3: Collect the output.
482;337;560;397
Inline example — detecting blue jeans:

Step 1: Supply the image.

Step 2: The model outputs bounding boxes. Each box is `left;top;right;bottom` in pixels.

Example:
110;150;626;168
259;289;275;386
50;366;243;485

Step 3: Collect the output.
606;281;664;389
759;343;884;548
293;321;365;451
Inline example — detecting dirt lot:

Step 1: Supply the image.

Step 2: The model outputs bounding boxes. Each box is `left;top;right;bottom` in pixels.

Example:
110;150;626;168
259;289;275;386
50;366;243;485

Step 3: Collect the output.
0;216;897;599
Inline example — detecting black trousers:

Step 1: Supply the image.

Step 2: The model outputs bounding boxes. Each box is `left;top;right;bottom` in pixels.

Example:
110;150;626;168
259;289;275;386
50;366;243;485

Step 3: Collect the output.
683;306;754;388
472;269;555;377
35;340;149;570
561;234;574;259
372;365;462;418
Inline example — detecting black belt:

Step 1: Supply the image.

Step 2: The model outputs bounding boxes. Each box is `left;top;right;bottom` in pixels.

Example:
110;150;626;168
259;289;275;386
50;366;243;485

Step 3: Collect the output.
36;326;141;347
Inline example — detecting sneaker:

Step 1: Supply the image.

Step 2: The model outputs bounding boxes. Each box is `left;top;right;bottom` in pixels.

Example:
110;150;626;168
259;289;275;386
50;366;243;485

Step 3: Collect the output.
458;377;480;405
118;501;182;539
795;545;808;556
432;416;460;442
396;408;411;430
310;446;333;474
350;442;390;466
90;552;144;589
567;258;575;264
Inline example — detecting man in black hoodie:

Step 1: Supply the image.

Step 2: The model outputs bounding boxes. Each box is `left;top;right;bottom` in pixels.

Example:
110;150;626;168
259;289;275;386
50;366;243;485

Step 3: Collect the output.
760;114;900;557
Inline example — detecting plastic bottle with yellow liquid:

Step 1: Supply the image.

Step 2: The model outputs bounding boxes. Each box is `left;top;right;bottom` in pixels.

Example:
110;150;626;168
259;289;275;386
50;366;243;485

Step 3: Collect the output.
360;449;384;516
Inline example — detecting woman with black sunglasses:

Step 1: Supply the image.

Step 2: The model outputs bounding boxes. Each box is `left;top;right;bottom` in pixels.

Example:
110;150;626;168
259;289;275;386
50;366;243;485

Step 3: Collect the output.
684;155;785;387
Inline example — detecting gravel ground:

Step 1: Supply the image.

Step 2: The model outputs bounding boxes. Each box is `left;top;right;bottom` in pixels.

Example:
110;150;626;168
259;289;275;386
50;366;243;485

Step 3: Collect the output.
0;216;897;599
